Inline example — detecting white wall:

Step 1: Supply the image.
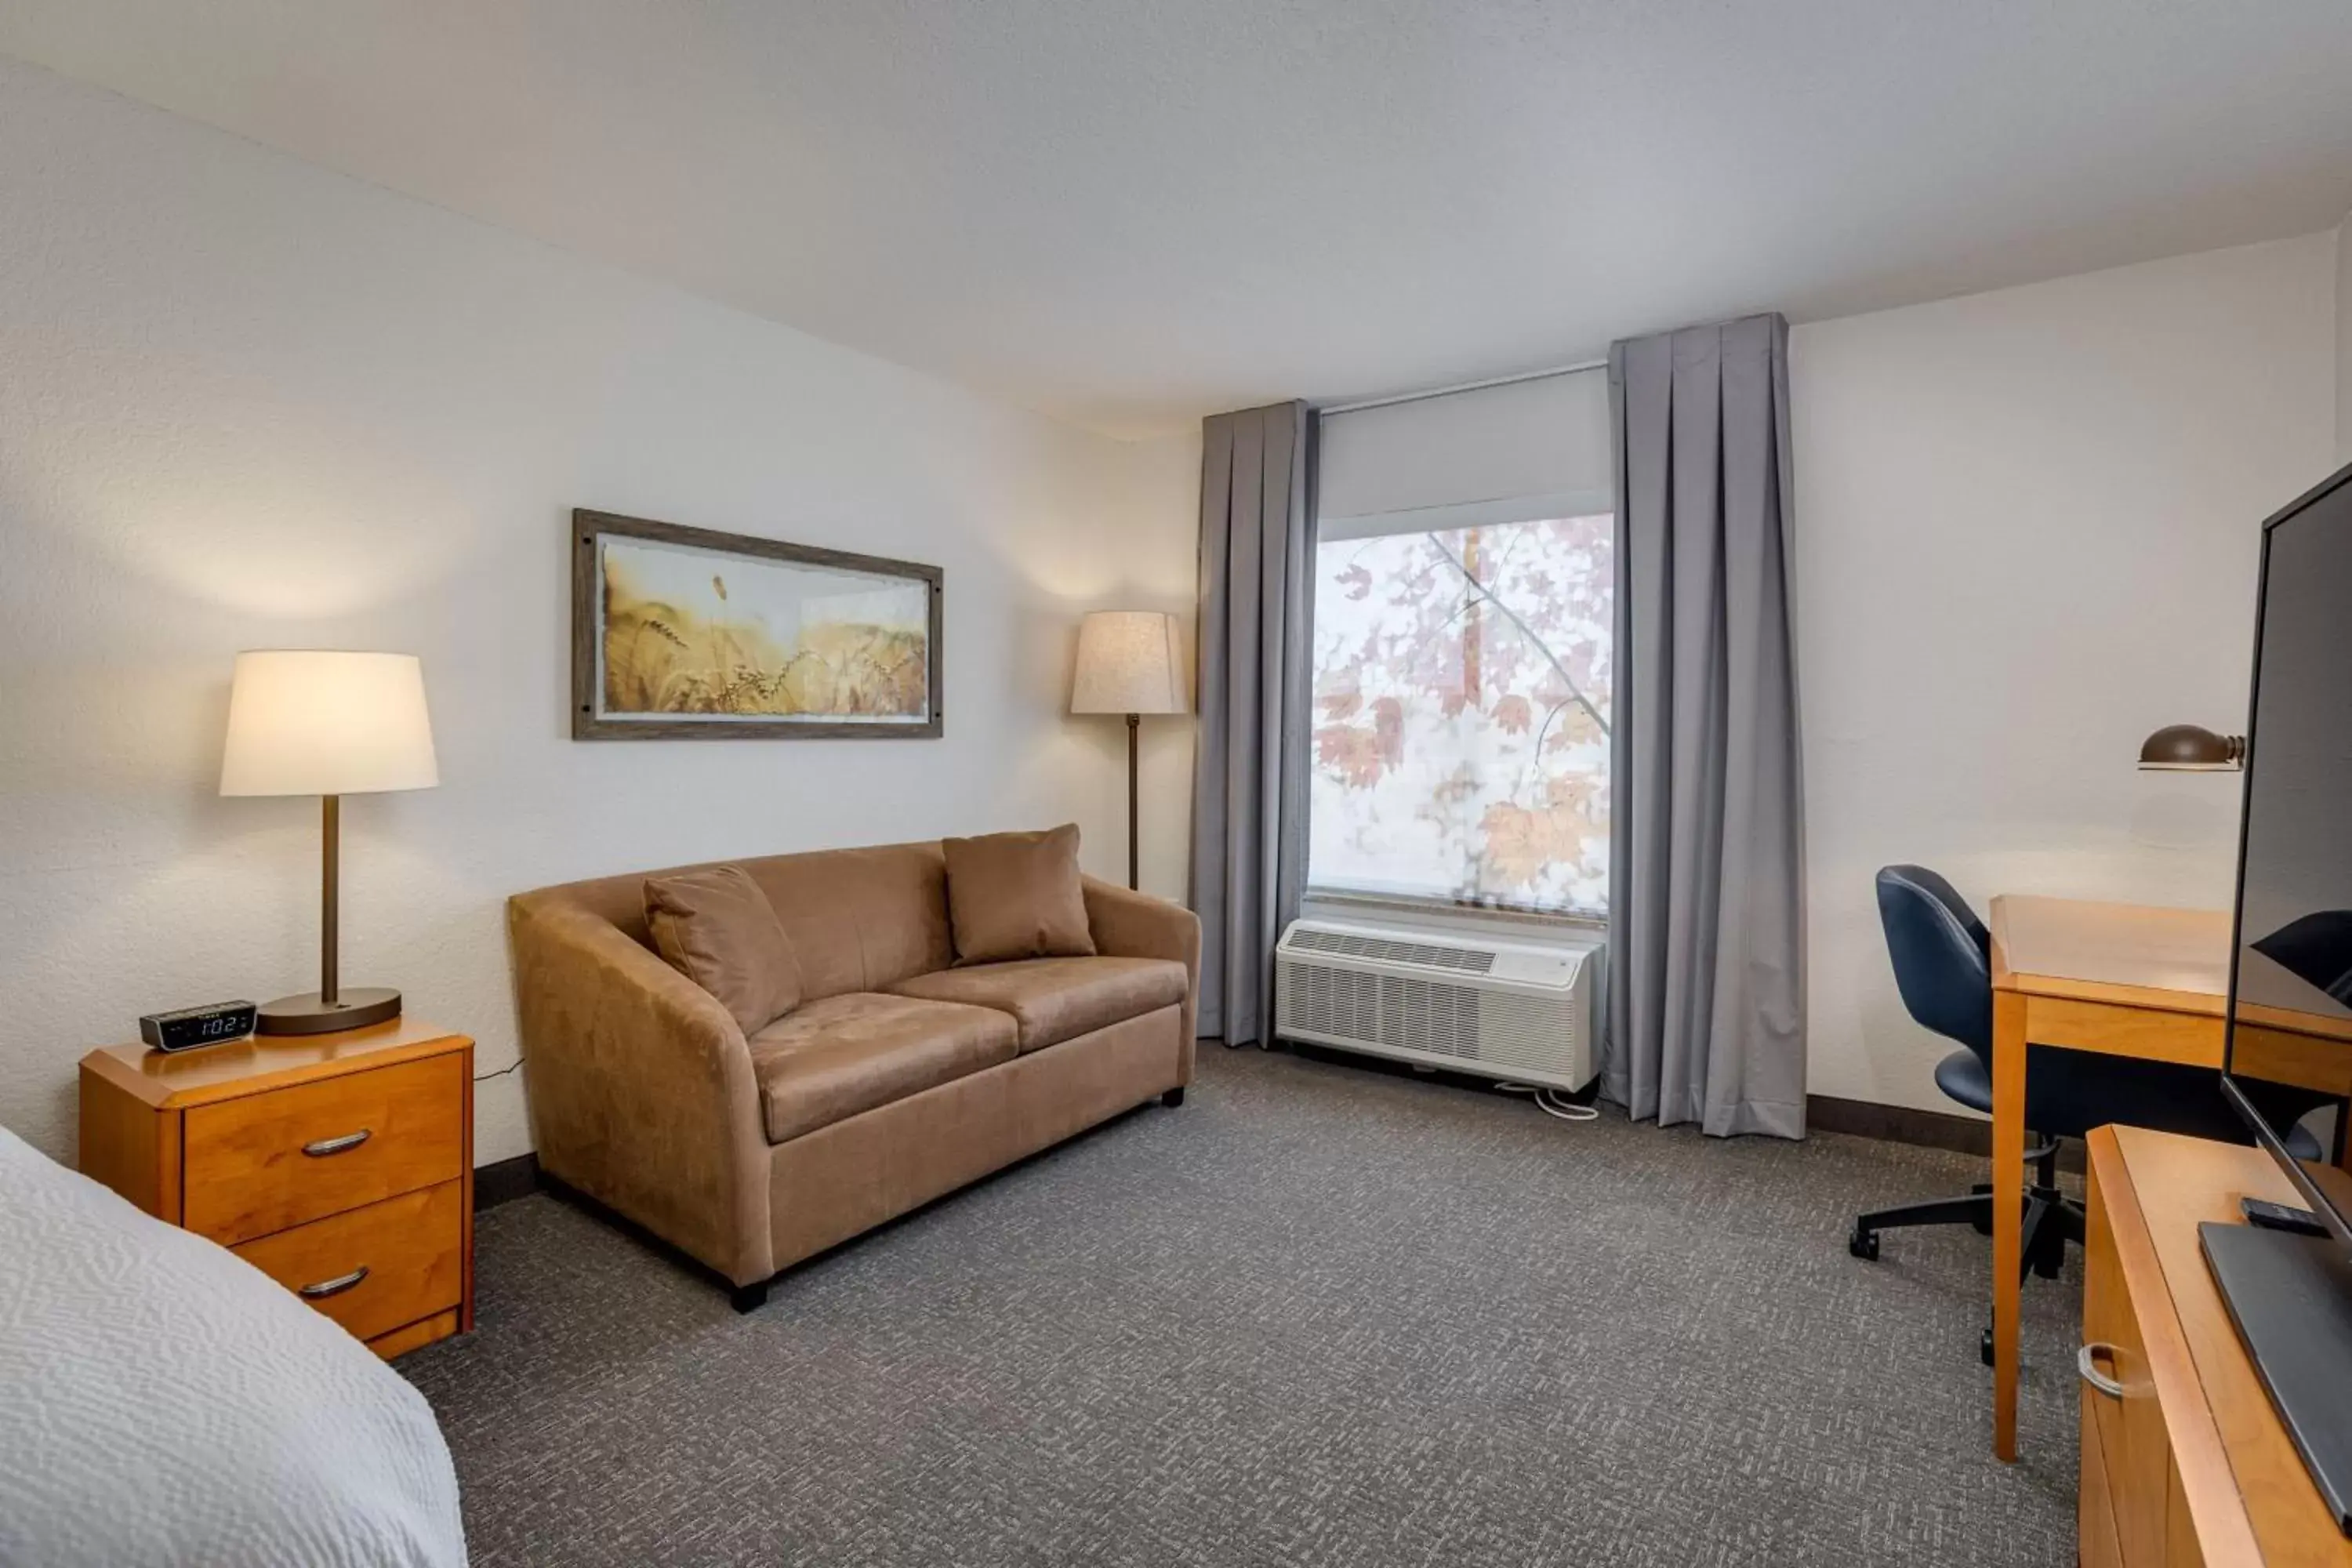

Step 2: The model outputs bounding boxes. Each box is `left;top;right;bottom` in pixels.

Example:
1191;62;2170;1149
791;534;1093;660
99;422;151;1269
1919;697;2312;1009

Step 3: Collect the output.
0;58;1199;1167
1792;234;2339;1115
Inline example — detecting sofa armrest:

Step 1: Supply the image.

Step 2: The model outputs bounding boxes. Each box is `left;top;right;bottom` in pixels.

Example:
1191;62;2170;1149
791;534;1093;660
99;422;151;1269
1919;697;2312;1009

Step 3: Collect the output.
507;895;775;1283
1082;877;1202;1069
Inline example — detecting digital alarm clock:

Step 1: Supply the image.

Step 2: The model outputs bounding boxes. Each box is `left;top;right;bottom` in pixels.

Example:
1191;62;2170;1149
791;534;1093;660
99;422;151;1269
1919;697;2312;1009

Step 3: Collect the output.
139;1000;259;1053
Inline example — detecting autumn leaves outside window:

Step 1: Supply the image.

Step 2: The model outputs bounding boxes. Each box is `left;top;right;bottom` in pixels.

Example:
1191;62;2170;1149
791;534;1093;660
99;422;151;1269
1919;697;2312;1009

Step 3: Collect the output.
1308;514;1613;915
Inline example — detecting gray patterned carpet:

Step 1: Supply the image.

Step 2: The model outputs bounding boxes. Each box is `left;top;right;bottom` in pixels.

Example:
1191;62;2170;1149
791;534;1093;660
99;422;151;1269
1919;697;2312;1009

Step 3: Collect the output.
400;1047;2082;1566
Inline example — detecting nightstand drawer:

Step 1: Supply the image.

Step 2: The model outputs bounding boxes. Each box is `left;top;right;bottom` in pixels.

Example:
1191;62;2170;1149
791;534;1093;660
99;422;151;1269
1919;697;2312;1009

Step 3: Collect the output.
183;1054;464;1244
232;1180;463;1343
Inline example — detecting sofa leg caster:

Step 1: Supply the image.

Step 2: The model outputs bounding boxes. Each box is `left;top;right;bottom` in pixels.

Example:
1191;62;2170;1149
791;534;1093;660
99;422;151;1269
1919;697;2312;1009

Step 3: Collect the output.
1161;1087;1185;1109
730;1279;770;1313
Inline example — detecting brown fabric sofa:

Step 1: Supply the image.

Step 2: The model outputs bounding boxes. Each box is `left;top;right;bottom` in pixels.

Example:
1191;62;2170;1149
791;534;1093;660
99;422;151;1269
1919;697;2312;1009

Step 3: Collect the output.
508;841;1200;1307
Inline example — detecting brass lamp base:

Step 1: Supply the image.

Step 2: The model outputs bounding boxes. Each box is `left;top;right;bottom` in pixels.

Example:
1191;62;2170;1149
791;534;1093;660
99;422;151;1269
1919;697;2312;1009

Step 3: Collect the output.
256;986;403;1036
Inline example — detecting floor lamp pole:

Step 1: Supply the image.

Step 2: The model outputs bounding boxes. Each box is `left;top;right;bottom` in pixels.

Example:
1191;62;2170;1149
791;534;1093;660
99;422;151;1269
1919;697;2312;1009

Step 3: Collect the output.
1125;713;1140;891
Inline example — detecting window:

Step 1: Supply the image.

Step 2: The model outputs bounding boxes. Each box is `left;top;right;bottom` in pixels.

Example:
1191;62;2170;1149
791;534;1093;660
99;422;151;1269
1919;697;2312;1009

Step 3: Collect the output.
1307;513;1612;916
1308;364;1613;916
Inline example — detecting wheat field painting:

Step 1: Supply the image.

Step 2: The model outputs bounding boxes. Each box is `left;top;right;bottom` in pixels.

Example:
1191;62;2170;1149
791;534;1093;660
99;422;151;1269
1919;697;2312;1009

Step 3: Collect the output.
575;513;941;739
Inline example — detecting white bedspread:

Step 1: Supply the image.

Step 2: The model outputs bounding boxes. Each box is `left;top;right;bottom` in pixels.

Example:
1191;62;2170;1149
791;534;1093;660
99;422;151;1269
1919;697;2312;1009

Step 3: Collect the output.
0;1124;466;1567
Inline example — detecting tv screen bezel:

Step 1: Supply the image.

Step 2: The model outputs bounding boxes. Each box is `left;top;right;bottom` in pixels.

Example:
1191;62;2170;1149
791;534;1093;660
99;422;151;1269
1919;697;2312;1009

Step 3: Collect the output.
2222;459;2352;1252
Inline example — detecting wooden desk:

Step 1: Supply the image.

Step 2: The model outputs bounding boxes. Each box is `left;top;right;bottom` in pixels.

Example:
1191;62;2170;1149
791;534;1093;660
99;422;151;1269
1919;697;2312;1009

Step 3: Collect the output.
1990;895;2233;1462
2081;1125;2352;1566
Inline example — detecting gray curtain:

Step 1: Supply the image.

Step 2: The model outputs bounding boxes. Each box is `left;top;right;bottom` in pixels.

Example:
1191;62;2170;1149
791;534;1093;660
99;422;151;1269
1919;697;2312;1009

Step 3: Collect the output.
1191;401;1314;1047
1603;314;1806;1138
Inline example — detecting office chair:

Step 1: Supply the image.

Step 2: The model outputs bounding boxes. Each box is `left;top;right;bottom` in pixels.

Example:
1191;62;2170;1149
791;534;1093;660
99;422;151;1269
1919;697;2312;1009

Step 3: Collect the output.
1849;866;2336;1364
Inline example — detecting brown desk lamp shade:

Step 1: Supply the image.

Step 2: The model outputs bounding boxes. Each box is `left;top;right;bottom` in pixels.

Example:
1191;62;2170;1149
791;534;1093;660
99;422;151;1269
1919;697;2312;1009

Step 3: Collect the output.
2136;724;2245;771
1071;612;1187;890
220;652;438;1035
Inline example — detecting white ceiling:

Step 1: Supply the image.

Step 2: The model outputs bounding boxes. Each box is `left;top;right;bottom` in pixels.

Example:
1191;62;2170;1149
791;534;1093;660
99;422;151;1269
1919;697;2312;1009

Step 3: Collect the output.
6;2;2352;437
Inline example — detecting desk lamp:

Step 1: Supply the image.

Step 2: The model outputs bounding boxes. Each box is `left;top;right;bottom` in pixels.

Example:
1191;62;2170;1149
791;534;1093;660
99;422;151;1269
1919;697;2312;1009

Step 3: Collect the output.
220;651;438;1034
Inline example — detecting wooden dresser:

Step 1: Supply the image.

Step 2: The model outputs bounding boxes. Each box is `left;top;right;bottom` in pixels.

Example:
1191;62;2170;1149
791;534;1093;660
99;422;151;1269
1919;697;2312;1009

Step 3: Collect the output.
79;1018;474;1359
2083;1125;2352;1566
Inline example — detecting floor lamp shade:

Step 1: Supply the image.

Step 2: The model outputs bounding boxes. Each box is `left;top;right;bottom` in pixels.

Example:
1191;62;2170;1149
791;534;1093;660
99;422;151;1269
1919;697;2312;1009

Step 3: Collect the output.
1070;612;1188;718
220;651;438;1036
1071;612;1187;892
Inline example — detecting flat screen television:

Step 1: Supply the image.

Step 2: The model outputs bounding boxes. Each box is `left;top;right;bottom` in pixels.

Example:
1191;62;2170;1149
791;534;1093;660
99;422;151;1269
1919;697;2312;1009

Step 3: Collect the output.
2215;459;2352;1535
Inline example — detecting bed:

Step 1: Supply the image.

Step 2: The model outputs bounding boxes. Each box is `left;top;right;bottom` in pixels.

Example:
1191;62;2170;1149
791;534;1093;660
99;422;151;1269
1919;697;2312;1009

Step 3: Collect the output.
0;1123;467;1566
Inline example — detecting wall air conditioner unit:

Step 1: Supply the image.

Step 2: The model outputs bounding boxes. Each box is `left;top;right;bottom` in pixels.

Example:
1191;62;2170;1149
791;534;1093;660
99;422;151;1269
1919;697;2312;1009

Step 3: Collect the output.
1274;917;1599;1091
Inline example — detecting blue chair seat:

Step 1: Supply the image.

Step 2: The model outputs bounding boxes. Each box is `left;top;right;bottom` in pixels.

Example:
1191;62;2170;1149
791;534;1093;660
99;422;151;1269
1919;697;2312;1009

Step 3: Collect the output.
1934;1047;1991;1113
1936;1044;2325;1159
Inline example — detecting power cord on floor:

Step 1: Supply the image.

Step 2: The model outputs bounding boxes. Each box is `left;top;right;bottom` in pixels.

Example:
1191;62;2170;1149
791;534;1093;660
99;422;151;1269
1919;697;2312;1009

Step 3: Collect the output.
1494;1081;1601;1122
475;1057;524;1082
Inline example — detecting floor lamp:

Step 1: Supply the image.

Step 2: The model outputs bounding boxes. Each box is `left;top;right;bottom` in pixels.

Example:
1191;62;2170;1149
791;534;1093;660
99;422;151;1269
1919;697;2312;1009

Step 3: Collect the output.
1070;611;1187;891
220;650;440;1035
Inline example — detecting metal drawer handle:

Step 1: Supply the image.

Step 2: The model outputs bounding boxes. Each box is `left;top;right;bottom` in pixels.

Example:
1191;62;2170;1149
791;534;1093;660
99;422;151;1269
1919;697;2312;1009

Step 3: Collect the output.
2078;1342;2125;1399
298;1266;369;1300
301;1128;372;1158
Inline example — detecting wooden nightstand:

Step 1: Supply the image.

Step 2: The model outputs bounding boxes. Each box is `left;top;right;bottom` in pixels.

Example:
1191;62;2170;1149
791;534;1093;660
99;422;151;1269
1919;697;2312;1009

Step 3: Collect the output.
78;1018;474;1359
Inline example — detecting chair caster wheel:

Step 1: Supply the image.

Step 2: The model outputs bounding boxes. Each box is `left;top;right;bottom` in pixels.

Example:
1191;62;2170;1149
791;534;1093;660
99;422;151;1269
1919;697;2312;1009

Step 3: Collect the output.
1981;1327;1995;1368
1848;1226;1879;1261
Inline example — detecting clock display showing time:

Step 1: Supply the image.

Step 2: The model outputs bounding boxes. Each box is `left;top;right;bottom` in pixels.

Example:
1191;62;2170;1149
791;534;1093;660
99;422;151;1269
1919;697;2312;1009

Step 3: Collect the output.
139;1000;260;1053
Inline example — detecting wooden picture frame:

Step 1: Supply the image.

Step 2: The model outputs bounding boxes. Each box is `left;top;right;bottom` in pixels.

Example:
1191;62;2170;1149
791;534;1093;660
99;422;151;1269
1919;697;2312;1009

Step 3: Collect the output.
572;509;944;740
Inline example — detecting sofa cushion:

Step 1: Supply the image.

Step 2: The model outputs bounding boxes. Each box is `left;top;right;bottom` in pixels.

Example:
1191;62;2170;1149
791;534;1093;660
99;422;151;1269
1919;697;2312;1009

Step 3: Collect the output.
747;993;1018;1145
941;825;1095;966
644;865;803;1036
889;956;1189;1054
744;844;955;1000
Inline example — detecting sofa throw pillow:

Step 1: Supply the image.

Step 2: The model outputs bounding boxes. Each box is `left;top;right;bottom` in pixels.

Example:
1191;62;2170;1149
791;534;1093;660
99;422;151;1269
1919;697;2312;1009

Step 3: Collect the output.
644;865;803;1035
942;824;1096;967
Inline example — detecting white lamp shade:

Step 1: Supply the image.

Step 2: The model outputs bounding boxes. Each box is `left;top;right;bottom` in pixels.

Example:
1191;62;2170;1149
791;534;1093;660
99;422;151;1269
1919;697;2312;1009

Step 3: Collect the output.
1071;612;1188;716
220;651;440;797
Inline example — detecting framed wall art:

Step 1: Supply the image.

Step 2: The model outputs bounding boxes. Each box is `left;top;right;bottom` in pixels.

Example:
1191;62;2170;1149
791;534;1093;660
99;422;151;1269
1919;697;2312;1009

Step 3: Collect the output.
572;509;943;739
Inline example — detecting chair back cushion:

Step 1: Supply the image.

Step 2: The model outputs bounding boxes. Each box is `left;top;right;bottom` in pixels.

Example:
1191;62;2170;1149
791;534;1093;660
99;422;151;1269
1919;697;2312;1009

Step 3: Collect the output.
1875;865;1992;1057
644;865;804;1035
942;825;1096;966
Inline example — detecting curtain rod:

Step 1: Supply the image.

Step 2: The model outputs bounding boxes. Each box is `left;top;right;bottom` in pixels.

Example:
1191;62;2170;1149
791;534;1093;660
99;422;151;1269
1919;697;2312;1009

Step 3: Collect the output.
1319;356;1609;417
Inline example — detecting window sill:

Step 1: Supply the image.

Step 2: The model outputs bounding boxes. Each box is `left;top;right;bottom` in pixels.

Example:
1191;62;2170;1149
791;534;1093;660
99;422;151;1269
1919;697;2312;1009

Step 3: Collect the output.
1301;886;1606;936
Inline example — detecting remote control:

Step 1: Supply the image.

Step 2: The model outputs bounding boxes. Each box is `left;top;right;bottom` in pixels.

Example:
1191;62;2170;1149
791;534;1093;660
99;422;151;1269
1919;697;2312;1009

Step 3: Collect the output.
2241;1196;2332;1237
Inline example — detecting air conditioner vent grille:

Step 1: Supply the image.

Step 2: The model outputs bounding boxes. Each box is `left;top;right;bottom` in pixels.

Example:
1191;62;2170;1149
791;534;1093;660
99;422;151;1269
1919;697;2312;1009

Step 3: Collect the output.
1274;919;1595;1091
1281;927;1496;975
1275;960;1581;1079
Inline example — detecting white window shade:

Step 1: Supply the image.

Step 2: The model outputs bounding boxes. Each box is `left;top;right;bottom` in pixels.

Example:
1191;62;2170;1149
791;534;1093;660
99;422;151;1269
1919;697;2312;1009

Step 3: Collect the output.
1317;368;1613;539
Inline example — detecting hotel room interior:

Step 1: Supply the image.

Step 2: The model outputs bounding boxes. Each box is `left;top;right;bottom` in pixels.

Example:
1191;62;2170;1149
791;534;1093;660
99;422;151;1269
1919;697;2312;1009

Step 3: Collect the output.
10;4;2352;1565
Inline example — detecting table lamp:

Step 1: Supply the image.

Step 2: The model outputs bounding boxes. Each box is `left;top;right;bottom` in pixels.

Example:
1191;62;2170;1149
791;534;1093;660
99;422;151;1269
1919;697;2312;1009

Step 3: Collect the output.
2136;724;2244;771
220;650;439;1035
1070;611;1187;890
